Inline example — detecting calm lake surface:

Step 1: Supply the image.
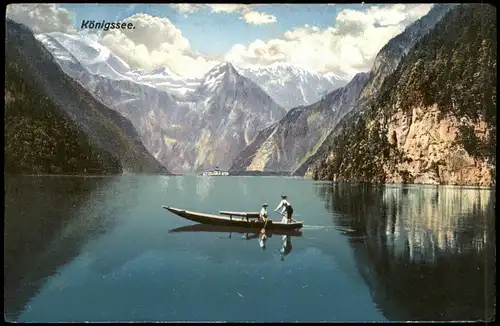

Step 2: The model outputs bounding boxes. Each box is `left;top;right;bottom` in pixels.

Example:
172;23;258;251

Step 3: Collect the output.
4;175;495;322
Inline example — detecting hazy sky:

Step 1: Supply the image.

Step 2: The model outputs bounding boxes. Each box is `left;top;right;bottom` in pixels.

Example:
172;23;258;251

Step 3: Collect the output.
7;3;434;78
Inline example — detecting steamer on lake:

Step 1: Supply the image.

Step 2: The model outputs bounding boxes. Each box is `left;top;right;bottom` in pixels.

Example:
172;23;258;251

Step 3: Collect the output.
199;166;229;176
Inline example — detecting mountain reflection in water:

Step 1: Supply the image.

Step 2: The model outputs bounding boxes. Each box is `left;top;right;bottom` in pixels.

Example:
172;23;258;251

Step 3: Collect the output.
315;183;495;322
4;176;134;321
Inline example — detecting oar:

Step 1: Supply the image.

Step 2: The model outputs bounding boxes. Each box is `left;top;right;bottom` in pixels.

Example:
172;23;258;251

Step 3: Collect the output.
261;216;269;232
275;211;298;223
275;211;286;219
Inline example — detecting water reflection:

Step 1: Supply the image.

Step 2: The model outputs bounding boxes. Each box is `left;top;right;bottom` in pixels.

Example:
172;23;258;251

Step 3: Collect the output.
382;186;492;259
158;175;170;192
259;229;268;249
169;224;299;256
175;176;185;193
4;176;128;321
238;177;249;199
195;176;215;202
279;235;292;261
315;183;495;321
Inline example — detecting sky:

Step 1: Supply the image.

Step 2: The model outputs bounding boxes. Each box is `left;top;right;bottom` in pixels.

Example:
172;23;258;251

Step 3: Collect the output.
6;3;434;79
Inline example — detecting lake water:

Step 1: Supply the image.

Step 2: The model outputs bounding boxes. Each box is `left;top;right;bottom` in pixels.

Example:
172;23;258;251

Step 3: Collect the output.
4;175;495;322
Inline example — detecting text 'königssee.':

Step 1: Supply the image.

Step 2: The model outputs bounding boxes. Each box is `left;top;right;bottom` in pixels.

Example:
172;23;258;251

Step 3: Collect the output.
80;20;135;31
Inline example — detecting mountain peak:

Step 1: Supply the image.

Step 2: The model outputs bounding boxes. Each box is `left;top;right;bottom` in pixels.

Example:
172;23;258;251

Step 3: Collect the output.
150;66;175;76
211;62;238;74
224;62;236;70
203;61;240;81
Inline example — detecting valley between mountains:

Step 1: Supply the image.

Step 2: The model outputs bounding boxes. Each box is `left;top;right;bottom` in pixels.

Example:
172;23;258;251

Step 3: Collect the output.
5;3;496;186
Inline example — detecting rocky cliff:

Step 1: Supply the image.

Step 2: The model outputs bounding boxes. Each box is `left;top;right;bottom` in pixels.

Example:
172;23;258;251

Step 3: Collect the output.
308;4;496;187
5;19;169;175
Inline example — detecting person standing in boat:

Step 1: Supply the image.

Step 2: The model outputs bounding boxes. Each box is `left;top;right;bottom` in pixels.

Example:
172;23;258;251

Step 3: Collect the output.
274;194;294;224
259;203;269;222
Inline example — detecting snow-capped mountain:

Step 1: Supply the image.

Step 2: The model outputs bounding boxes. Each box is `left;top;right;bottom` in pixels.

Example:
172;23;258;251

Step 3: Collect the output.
37;32;203;99
36;32;132;81
37;32;348;109
36;32;286;173
235;62;348;109
133;66;202;98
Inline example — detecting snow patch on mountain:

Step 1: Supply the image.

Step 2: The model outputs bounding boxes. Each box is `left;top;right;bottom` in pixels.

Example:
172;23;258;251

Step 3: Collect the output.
36;32;131;81
235;62;348;109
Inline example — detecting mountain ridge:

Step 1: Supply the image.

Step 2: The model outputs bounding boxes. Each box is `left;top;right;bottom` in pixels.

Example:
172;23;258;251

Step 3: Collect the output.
5;18;169;175
36;33;287;172
35;30;347;108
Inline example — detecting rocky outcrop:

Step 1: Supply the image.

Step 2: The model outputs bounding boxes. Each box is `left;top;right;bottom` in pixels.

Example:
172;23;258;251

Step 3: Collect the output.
309;106;494;186
309;4;496;187
5;19;169;175
382;106;493;186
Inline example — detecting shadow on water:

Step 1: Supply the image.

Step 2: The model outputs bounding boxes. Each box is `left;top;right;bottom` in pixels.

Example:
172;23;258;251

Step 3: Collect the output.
168;224;298;260
4;175;121;321
314;182;496;322
168;223;303;237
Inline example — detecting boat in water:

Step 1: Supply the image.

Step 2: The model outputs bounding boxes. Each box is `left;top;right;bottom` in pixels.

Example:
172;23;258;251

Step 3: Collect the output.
162;206;303;230
200;166;229;176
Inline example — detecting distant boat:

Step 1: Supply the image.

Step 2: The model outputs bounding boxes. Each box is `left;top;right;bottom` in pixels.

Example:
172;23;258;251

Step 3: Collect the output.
200;166;229;176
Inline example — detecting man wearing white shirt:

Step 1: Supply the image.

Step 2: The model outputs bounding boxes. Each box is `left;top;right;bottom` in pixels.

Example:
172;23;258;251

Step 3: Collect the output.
259;203;269;222
274;194;294;224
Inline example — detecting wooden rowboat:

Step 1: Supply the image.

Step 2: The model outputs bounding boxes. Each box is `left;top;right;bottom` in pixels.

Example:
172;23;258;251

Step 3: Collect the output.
162;206;303;230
